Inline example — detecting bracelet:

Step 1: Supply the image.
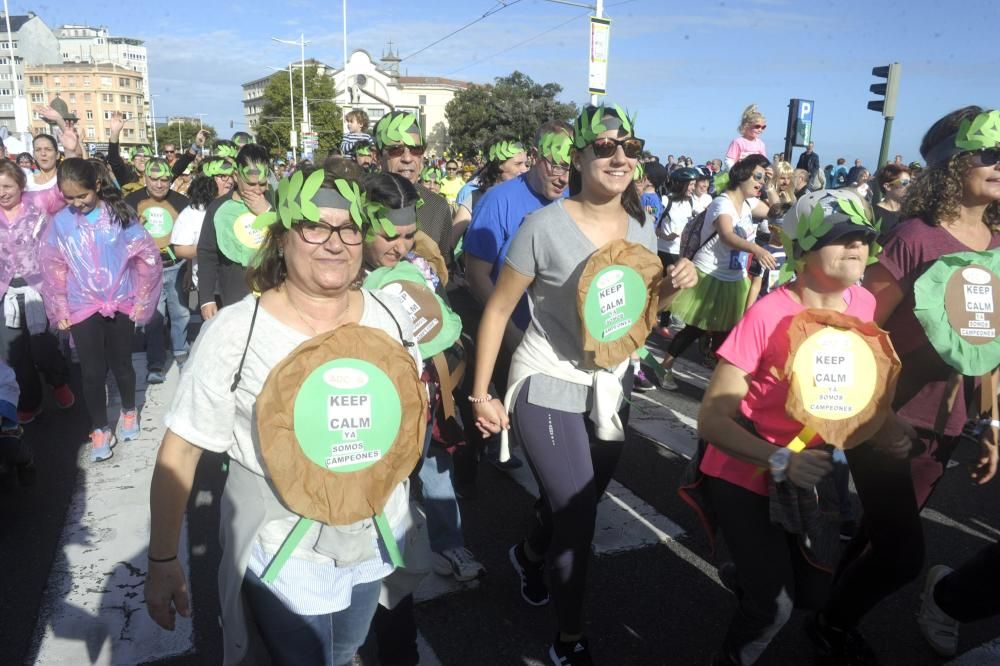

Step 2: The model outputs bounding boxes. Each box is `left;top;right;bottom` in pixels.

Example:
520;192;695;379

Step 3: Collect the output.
981;418;1000;430
467;394;493;404
148;554;178;563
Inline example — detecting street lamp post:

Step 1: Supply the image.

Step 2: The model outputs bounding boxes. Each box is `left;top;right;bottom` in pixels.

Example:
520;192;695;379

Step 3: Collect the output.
196;113;208;130
542;0;606;105
272;34;310;135
266;65;297;162
149;93;159;154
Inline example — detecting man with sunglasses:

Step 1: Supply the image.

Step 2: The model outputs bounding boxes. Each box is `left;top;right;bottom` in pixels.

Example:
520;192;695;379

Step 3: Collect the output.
163;143;178;168
125;158;192;382
373;111;454;267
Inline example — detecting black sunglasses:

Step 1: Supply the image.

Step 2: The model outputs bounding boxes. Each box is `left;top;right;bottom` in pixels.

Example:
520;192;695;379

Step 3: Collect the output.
968;147;1000;168
590;137;645;159
383;144;426;158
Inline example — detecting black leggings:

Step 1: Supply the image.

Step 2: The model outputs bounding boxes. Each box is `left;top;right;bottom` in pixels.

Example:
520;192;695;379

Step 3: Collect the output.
0;321;69;412
935;540;1000;623
704;476;831;665
667;324;727;359
71;313;136;429
511;377;630;635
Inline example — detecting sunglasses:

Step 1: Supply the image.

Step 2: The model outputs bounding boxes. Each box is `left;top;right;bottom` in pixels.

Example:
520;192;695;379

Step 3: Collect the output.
889;178;911;187
164;150;176;154
383;144;426;158
590;137;645;159
753;124;767;130
752;172;767;181
968;147;1000;168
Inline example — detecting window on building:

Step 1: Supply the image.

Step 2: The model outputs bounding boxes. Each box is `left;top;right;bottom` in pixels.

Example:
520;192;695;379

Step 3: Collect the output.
101;76;112;87
419;95;427;105
86;126;95;138
103;93;113;103
139;129;146;140
104;111;113;120
119;78;131;88
0;89;11;97
68;76;76;86
53;77;60;86
84;92;91;102
83;77;91;87
104;127;110;137
0;103;11;112
69;93;76;102
86;110;94;120
0;73;9;81
30;93;43;103
120;94;130;103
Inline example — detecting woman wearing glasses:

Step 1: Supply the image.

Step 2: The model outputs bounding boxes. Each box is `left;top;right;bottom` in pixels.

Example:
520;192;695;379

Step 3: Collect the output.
809;106;1000;662
657;155;774;389
873;163;911;238
725;105;768;168
470;105;696;665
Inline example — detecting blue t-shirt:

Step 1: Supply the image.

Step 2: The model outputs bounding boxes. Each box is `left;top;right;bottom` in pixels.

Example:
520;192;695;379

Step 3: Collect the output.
464;174;553;329
640;192;663;222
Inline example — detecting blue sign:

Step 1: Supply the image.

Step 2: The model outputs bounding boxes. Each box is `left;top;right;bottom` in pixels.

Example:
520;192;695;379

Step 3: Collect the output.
792;99;814;147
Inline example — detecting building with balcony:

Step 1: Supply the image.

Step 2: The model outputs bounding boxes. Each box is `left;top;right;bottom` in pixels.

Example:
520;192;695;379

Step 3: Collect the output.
25;62;147;151
0;12;60;132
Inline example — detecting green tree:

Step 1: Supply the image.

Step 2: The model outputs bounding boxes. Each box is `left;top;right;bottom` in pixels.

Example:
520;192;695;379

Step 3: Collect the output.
155;122;216;150
256;65;342;159
444;71;577;156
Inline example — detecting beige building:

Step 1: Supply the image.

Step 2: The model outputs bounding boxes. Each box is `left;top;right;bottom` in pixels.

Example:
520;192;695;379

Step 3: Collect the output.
25;62;147;150
241;49;467;155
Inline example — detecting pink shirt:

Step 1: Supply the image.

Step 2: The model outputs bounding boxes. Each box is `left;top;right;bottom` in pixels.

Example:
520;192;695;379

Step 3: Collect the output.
725;136;767;165
699;284;877;495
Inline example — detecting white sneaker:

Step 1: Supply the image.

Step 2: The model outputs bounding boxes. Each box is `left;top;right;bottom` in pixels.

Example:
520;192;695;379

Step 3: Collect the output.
657;367;679;391
917;564;959;657
432;547;486;582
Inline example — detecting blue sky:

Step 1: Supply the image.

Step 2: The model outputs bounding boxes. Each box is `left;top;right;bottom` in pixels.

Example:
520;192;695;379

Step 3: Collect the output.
27;0;1000;167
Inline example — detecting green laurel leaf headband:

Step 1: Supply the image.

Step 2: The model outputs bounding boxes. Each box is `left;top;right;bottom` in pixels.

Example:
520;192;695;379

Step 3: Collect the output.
238;162;270;182
777;192;882;285
253;170;371;231
374;111;424;149
925;109;1000;167
419;166;441;183
487;140;524;163
573;104;638;149
203;157;235;177
133;145;153;158
538;131;572;166
364;199;420;241
144;158;173;180
216;142;239;159
633;162;645;181
354;142;373;157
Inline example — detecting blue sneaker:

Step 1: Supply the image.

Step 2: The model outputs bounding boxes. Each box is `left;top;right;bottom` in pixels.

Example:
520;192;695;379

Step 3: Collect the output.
117;410;140;442
90;428;114;463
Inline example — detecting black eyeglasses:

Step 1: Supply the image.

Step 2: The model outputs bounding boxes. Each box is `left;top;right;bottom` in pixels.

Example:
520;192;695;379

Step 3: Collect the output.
383;144;426;158
968;147;1000;168
590;137;645;159
294;221;363;246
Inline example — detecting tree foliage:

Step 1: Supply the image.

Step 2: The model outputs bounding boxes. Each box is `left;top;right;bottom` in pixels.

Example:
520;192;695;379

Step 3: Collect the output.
155;122;216;150
444;71;577;157
256;65;343;159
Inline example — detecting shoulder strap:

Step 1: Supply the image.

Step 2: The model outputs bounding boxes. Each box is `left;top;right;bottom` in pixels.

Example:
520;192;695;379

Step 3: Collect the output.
367;291;416;349
230;298;261;393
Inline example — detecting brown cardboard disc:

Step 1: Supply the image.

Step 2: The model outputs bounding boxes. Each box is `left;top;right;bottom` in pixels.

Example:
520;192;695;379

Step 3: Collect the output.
944;266;999;346
382;280;444;346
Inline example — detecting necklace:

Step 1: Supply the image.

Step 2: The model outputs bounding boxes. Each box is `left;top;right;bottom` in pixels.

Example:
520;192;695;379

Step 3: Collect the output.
284;288;351;336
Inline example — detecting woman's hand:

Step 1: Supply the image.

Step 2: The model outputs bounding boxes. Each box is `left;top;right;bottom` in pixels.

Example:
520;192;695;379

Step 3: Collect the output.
667;258;698;290
57;319;71;331
972;424;999;485
200;302;218;320
787;449;833;489
871;414;917;460
145;558;191;630
36;105;66;129
752;245;778;271
472;398;509;438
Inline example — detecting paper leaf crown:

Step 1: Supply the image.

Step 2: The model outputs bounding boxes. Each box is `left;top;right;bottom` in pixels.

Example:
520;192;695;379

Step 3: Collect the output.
487;140;524;163
573;104;637;149
955;110;1000;152
374;111;424;149
253;170;365;231
538;131;572;166
144;159;172;180
216;141;239;159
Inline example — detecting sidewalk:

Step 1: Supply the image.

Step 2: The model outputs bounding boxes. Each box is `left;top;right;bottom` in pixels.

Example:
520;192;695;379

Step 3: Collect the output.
30;356;194;665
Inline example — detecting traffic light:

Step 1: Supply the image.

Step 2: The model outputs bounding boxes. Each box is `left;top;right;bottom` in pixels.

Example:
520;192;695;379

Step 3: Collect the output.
867;63;901;118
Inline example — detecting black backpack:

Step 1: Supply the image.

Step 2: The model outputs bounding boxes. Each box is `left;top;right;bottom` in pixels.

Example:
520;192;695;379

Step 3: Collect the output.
678;209;713;260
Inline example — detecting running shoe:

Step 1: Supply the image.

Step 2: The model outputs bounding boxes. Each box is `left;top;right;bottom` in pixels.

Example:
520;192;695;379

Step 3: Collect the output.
17;406;42;424
432;547;486;582
147;369;166;385
917;565;959;657
509;542;549;606
633;368;655;392
90;428;114;463
805;612;879;665
656;367;679;391
117;409;140;442
548;635;594;666
53;384;76;409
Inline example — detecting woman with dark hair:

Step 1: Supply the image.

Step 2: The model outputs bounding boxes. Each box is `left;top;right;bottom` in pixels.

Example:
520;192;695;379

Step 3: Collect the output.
40;158;161;462
469;104;696;664
196;144;272;319
811;106;1000;663
16;153;35;171
0;159;75;426
145;169;420;666
452;137;529;234
171;174;219;294
657;155;774;390
873;163;911;238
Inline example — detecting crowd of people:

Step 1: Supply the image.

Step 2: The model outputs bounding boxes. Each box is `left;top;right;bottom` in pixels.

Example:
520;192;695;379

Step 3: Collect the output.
0;99;997;666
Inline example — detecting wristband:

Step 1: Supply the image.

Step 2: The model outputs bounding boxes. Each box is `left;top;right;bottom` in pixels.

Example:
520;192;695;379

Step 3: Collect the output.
467;394;493;404
148;554;177;563
982;419;1000;430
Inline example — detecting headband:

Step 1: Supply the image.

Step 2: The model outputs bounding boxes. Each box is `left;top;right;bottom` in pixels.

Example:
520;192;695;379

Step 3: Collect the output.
925;109;1000;167
487;140;524;163
419;166;441;183
365;201;419;240
203;158;235;177
573;104;637;149
633;163;645;181
374;112;424;150
538;131;572;166
354;143;372;157
216;143;239;159
239;162;269;181
145;160;172;180
253;171;368;231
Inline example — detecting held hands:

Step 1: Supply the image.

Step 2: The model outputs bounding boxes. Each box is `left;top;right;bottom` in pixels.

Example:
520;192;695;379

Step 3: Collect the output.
787;449;833;489
145;559;191;630
667;258;698;290
972;424;999;485
472;398;509;438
